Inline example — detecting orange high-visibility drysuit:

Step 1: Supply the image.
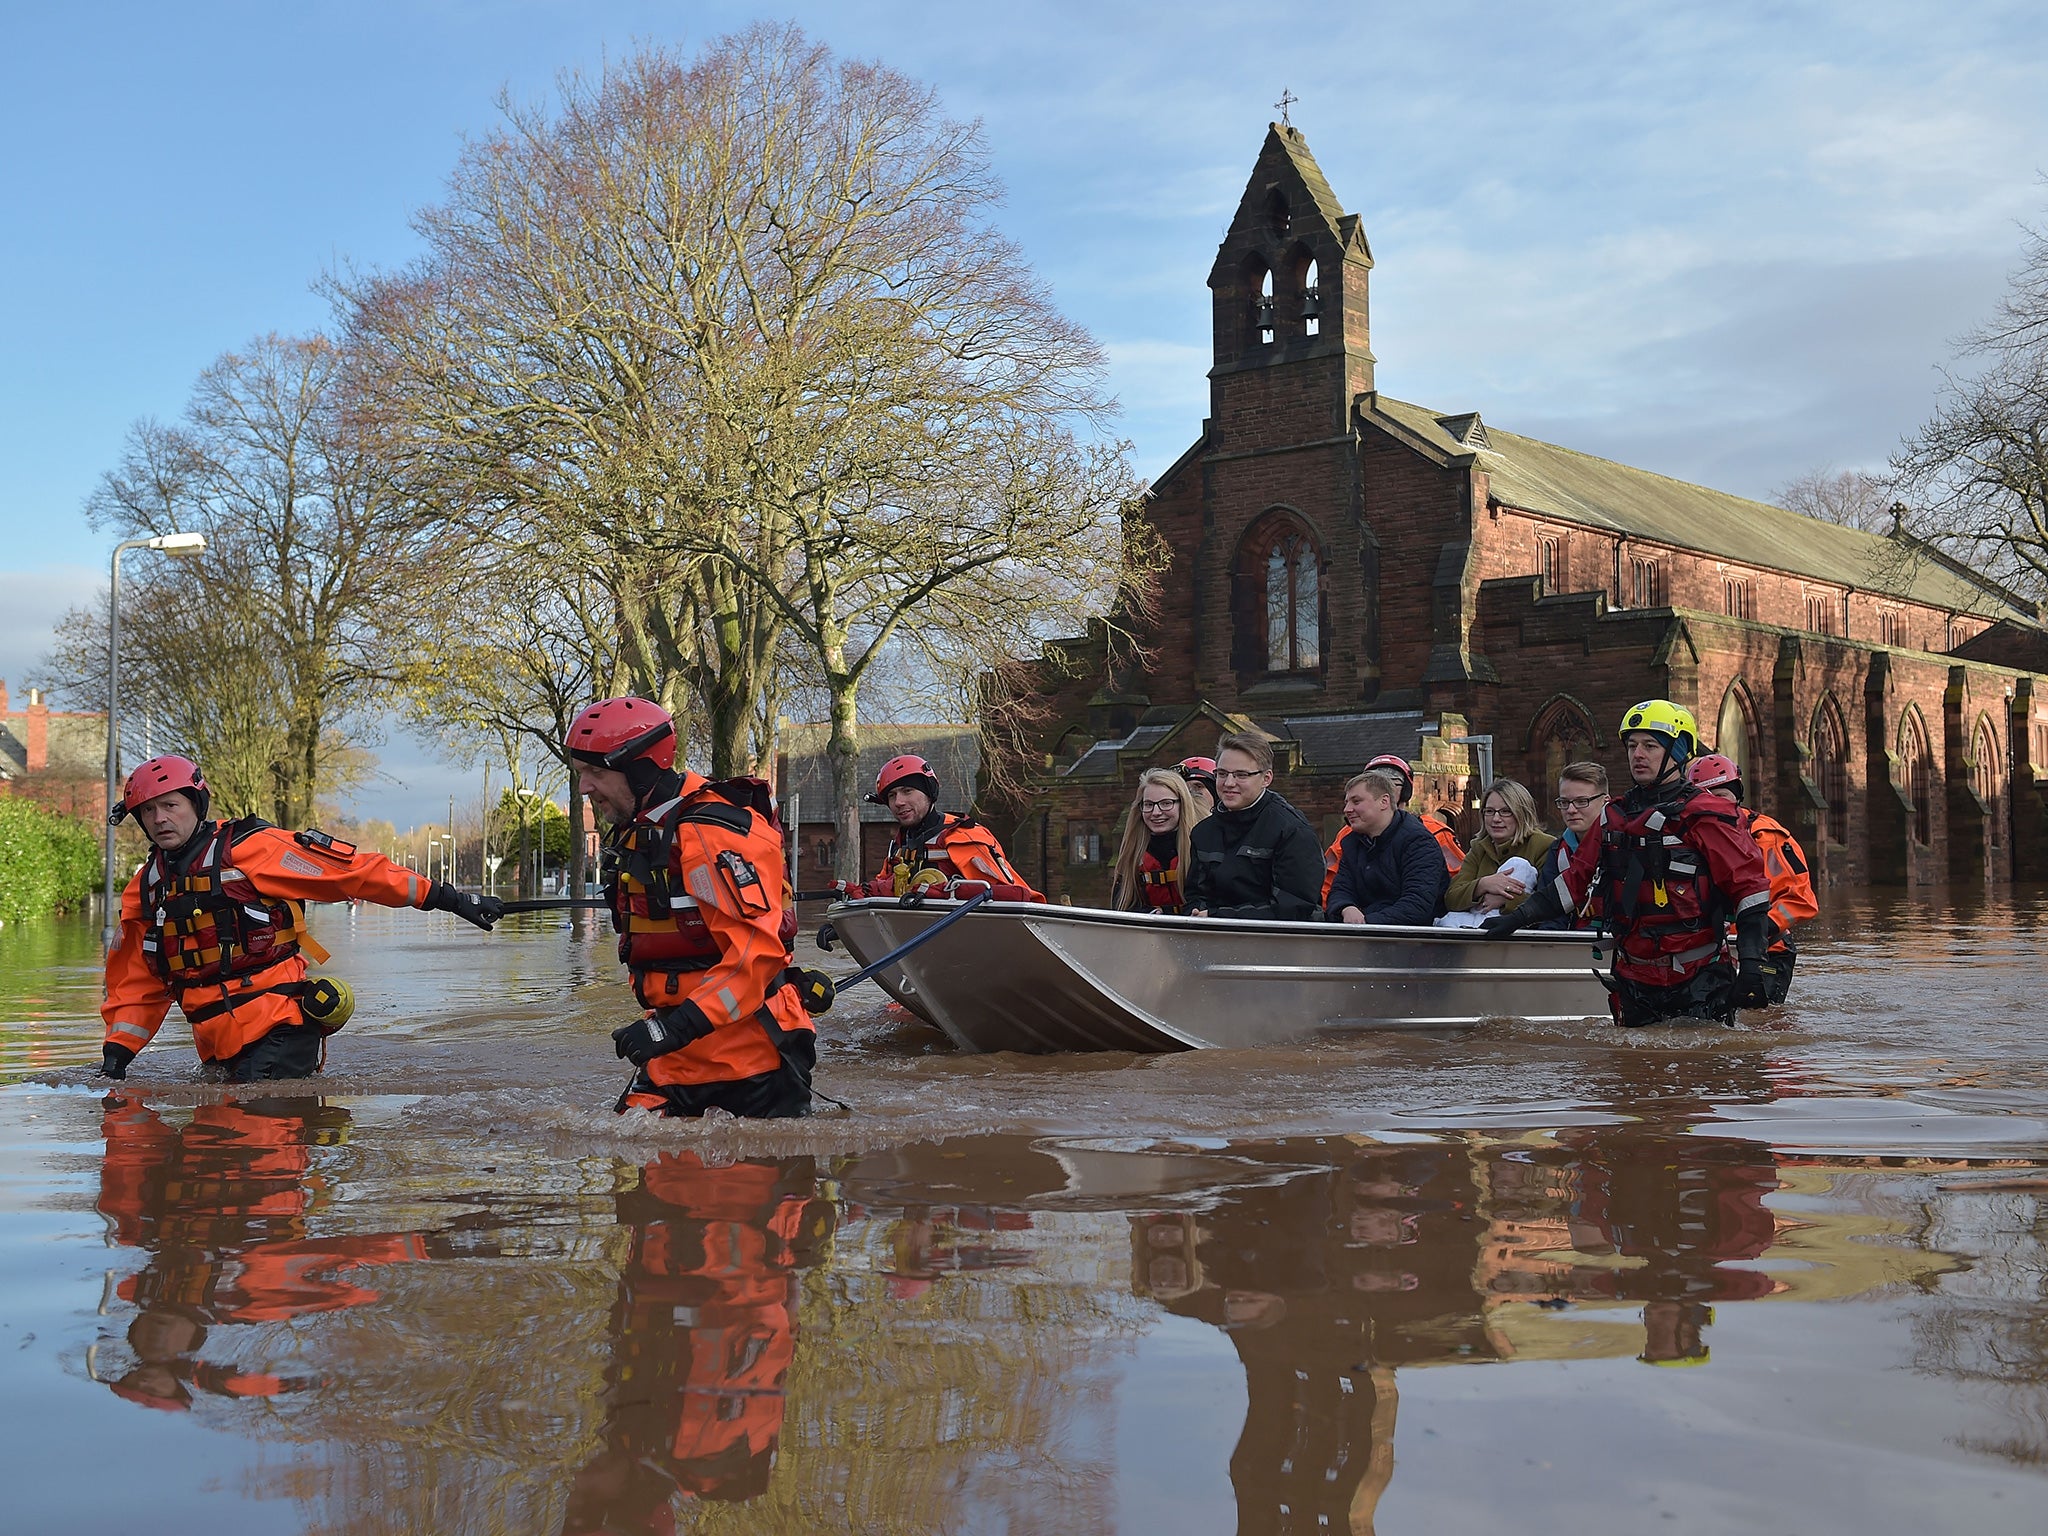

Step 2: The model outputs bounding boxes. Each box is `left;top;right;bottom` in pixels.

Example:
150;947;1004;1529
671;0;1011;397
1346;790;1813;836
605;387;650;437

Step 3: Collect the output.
102;819;429;1065
865;810;1042;900
606;773;817;1105
1738;808;1818;947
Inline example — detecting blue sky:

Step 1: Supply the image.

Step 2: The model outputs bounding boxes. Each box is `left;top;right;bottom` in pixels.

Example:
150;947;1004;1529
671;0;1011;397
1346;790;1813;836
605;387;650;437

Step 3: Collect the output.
3;1;2043;827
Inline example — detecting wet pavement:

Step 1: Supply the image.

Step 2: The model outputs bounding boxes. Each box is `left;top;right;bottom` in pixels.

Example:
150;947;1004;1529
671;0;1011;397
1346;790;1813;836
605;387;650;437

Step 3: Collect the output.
3;890;2047;1533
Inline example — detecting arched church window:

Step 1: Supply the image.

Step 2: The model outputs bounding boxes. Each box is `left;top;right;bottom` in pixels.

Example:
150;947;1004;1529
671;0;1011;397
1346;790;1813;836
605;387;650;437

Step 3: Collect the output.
1898;709;1933;846
1265;189;1290;240
1972;716;2004;849
1811;697;1848;846
1530;695;1596;790
1716;684;1756;792
1267;534;1320;671
1303;258;1321;337
1257;265;1275;345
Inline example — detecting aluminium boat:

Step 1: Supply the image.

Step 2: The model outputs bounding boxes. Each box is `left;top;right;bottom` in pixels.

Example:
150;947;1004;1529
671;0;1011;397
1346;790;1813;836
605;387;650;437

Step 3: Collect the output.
822;897;1612;1054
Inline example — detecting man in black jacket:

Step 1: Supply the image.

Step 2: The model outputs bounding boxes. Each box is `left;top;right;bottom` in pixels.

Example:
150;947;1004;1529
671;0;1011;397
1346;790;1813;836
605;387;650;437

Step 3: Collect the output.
1325;770;1451;927
1186;732;1325;921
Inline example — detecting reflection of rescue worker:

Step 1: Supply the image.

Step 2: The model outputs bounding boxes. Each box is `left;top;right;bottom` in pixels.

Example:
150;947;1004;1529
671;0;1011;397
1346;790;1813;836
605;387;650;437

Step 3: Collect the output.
568;697;816;1119
1486;701;1773;1026
1321;752;1466;905
93;1095;438;1411
560;1153;832;1530
1686;753;1818;1006
853;754;1041;901
99;755;502;1082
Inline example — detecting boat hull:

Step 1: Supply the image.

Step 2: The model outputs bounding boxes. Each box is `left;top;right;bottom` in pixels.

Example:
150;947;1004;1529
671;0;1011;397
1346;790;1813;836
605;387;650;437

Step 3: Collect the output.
824;899;1613;1053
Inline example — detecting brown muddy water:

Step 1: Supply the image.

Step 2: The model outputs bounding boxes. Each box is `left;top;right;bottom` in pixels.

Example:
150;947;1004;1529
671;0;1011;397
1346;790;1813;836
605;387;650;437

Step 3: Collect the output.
3;892;2047;1534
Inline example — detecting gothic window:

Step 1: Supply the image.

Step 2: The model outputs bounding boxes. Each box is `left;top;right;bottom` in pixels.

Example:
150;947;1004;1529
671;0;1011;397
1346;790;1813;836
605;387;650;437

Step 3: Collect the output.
1630;556;1665;607
1536;534;1564;593
1530;695;1597;789
1898;710;1933;846
1257;265;1275;346
1716;684;1756;791
1880;609;1907;648
1973;717;2004;849
1303;258;1322;337
1804;594;1833;635
1232;512;1324;677
1723;578;1753;620
1265;189;1290;240
1812;697;1849;846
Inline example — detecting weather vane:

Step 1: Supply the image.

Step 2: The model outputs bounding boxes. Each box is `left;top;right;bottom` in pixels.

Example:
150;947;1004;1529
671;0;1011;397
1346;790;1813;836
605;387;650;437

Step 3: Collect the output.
1275;89;1298;126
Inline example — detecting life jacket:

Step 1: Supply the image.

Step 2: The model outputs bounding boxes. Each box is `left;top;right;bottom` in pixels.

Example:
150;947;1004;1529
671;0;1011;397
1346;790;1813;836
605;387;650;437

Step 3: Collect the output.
603;777;779;1011
1594;786;1745;983
138;820;319;1020
1137;847;1184;912
1740;809;1818;944
1321;812;1465;902
878;813;1034;897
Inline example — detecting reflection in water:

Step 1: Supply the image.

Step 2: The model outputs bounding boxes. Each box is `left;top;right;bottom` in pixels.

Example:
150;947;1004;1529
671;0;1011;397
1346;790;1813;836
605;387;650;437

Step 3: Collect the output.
90;1095;434;1411
562;1153;831;1531
1915;1181;2048;1466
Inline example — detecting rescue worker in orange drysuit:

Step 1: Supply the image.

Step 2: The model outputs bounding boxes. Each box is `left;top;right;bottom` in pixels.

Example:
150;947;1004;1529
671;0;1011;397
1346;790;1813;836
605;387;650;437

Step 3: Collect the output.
1484;700;1774;1026
851;754;1042;901
1320;751;1466;904
93;1096;450;1412
1685;752;1818;1006
98;754;502;1083
568;697;816;1119
560;1152;832;1530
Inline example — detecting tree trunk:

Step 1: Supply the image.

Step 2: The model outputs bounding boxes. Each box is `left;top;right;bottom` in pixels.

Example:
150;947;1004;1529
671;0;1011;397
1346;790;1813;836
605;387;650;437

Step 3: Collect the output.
827;671;863;884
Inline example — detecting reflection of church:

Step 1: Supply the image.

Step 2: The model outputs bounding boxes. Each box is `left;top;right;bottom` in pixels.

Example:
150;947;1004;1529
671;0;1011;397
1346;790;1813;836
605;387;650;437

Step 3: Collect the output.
1002;124;2048;903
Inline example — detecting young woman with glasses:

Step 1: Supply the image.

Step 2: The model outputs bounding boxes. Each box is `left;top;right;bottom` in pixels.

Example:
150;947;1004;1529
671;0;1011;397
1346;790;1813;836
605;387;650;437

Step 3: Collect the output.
1444;777;1556;918
1109;769;1204;913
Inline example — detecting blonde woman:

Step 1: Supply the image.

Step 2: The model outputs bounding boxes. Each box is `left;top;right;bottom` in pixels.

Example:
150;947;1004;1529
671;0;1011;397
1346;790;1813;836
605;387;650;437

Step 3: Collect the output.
1444;778;1556;916
1109;769;1202;913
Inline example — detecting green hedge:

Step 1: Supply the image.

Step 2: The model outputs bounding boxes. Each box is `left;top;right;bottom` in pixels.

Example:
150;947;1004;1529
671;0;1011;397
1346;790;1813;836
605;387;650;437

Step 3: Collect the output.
0;798;101;922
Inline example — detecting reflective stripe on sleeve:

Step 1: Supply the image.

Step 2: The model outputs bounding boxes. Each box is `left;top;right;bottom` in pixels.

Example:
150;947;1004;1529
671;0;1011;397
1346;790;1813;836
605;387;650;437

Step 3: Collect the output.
109;1021;152;1044
716;986;739;1021
1734;889;1772;914
408;872;420;906
1552;874;1575;909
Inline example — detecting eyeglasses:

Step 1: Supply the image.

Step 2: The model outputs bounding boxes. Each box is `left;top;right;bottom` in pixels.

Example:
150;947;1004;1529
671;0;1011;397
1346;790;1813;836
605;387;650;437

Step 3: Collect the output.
1213;768;1267;783
1139;800;1180;814
1482;805;1516;818
1554;795;1606;811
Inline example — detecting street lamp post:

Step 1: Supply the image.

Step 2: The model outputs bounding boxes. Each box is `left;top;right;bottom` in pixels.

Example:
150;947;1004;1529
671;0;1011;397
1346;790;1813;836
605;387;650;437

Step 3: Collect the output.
102;532;206;947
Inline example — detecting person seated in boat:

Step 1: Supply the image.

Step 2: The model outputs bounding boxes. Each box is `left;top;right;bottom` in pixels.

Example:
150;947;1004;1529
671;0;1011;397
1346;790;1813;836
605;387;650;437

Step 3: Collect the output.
1685;752;1816;1005
1529;761;1611;930
1175;756;1219;817
1185;732;1324;922
1320;752;1465;905
1324;769;1451;927
1443;778;1556;921
97;754;501;1084
857;754;1042;901
1110;769;1200;913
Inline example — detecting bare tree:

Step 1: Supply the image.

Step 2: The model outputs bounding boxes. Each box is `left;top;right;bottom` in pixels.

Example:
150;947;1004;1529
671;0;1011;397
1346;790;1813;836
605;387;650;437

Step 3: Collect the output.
1892;217;2048;604
51;337;418;823
1775;467;1898;533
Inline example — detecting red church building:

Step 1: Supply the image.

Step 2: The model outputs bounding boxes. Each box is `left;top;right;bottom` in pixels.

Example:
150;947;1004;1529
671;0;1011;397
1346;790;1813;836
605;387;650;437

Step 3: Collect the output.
998;124;2048;904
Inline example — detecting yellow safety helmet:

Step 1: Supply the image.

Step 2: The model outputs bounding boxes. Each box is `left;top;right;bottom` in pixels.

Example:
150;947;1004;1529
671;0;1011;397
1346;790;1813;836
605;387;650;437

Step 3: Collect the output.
1618;699;1700;764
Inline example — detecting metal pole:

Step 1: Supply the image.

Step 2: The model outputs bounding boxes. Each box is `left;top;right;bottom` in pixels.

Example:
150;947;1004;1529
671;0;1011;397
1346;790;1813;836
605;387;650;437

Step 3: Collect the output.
101;541;130;948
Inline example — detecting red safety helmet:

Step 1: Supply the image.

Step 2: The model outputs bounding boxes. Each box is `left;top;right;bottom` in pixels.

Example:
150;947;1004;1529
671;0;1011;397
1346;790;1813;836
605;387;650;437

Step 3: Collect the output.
1362;753;1417;803
565;697;676;771
1174;756;1218;794
867;754;939;806
109;754;210;825
1686;752;1743;801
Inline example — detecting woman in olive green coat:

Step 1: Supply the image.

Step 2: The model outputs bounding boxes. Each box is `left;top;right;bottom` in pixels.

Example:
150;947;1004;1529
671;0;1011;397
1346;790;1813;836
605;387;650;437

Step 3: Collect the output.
1444;778;1556;916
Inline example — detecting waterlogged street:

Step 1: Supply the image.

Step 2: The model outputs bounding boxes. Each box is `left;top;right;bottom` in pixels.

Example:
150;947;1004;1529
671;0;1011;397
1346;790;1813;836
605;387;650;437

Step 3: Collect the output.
3;891;2047;1533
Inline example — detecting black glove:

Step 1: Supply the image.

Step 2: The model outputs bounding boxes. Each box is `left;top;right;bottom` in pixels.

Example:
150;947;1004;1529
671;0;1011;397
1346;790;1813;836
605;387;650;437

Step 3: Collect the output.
792;969;836;1015
611;1003;714;1066
425;882;503;931
1733;959;1769;1010
1480;910;1531;939
99;1043;136;1080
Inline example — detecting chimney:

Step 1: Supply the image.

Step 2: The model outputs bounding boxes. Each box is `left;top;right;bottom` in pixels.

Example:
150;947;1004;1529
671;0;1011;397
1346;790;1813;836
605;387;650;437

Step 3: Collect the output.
26;688;49;771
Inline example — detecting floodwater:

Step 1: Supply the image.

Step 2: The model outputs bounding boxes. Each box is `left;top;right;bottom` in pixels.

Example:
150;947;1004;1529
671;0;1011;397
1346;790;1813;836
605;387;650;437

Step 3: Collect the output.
3;891;2047;1534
